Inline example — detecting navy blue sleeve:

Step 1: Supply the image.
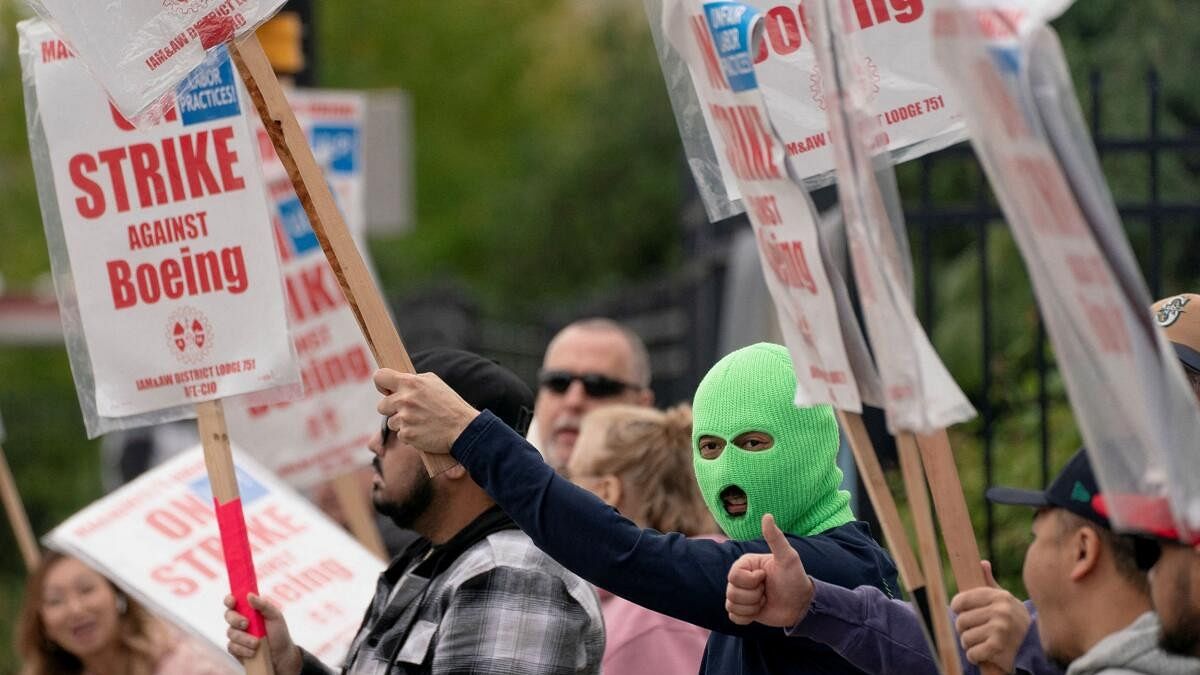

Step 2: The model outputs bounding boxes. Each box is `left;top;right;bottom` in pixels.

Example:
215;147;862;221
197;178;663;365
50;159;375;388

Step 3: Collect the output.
452;411;897;637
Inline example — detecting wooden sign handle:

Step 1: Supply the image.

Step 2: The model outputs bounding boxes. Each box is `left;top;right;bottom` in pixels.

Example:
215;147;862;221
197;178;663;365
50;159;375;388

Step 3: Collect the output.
0;444;40;572
897;433;962;675
837;412;925;592
916;428;1005;675
227;34;457;478
197;400;276;675
331;472;387;560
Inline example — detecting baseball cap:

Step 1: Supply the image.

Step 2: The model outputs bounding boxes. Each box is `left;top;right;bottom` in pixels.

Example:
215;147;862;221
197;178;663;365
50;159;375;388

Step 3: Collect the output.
410;348;534;437
1152;293;1200;373
986;448;1110;528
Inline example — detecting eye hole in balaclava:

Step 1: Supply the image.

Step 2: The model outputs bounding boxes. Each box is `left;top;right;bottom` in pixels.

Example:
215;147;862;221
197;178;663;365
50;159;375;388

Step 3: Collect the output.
691;343;856;540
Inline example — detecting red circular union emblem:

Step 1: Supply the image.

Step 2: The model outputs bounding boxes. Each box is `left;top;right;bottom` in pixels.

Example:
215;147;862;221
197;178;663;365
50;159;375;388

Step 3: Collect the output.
166;307;213;364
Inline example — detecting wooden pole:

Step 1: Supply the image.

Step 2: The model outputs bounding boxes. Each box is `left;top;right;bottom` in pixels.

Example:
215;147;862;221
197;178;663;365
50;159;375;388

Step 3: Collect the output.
197;400;276;675
897;433;962;675
331;472;387;560
838;410;946;673
227;34;456;477
915;428;1005;675
0;444;40;572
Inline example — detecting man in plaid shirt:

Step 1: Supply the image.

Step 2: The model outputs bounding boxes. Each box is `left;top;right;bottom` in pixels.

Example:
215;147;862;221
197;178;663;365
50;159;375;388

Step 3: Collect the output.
224;349;605;675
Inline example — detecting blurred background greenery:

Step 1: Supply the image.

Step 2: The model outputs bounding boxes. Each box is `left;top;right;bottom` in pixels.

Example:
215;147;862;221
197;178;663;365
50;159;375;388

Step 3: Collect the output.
1;0;1199;670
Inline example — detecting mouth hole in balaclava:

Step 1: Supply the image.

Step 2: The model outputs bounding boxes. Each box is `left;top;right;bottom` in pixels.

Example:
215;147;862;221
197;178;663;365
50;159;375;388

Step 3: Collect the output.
720;485;748;517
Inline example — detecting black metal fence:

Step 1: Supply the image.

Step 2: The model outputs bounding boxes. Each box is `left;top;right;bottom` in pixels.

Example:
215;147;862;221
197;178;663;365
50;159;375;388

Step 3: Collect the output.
396;68;1200;573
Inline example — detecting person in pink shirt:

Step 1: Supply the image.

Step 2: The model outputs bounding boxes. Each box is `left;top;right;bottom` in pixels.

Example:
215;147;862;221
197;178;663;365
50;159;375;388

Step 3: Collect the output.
568;403;721;675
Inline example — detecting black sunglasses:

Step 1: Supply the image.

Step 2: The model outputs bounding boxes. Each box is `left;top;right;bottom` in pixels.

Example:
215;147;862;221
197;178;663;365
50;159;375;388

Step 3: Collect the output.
1133;536;1164;572
537;370;638;398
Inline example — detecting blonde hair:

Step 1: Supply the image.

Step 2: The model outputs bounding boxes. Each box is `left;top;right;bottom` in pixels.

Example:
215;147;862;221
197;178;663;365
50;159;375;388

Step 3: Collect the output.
16;552;169;675
569;404;717;536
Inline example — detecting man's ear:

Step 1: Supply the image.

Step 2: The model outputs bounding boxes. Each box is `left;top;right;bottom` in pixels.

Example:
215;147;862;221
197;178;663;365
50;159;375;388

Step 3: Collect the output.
638;387;655;407
443;464;469;481
1068;526;1102;582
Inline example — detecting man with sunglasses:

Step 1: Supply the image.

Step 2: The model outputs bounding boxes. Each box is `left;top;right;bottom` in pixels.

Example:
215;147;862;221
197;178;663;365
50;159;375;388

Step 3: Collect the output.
223;349;605;675
722;447;1200;674
534;319;654;471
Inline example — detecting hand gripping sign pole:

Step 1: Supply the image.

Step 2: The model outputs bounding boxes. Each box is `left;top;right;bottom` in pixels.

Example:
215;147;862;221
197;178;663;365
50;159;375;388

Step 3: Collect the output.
226;35;456;481
0;412;41;572
660;3;944;667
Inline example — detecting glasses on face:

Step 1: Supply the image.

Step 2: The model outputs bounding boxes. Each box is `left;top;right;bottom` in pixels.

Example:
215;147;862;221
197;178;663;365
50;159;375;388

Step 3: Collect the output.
537;370;638;398
1133;536;1164;572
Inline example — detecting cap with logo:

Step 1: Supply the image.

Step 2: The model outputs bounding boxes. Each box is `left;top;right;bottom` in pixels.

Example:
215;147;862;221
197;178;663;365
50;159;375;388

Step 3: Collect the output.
986;447;1111;528
1152;293;1200;373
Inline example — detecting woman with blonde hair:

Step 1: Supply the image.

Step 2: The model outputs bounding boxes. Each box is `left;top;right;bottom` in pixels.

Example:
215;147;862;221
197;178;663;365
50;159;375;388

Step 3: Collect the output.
16;551;233;675
567;403;720;675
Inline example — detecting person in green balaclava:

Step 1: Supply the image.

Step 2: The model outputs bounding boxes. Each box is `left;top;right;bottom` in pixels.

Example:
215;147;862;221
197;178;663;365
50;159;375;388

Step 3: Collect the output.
692;342;854;540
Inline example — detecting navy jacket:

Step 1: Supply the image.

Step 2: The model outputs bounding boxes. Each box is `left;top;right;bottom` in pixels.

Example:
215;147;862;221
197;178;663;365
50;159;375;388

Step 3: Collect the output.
451;411;901;675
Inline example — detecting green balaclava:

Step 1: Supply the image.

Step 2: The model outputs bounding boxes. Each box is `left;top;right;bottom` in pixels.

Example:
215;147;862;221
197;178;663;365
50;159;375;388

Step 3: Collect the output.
692;342;854;540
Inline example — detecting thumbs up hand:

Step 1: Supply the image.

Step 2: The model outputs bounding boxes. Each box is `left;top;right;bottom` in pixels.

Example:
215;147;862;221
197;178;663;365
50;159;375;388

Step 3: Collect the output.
725;513;815;627
951;561;1030;673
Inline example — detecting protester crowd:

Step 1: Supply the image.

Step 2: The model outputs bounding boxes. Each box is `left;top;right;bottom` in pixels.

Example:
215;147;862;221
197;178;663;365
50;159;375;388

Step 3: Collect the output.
15;302;1200;675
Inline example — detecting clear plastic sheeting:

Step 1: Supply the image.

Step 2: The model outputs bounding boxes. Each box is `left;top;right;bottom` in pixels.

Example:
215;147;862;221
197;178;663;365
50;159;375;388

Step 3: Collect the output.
643;0;744;222
647;0;970;223
933;0;1200;541
19;19;301;438
24;0;287;120
662;0;866;411
807;0;975;433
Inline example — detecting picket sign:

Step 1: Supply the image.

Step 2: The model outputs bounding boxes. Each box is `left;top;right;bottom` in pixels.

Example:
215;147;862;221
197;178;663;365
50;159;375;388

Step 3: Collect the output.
44;444;383;670
0;410;41;572
22;16;291;673
933;1;1200;540
662;4;940;665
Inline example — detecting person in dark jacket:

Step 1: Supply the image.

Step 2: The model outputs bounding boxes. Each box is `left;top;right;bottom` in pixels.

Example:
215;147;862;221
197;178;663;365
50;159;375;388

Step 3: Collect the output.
376;342;900;675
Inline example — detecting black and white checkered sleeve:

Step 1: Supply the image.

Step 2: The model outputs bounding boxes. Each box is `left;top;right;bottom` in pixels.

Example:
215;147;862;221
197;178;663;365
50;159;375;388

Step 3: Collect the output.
430;565;601;675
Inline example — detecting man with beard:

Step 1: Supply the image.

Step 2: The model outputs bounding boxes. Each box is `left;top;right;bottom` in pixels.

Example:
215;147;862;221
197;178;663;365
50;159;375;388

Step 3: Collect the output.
724;448;1200;675
223;349;605;675
376;342;900;675
534;319;654;471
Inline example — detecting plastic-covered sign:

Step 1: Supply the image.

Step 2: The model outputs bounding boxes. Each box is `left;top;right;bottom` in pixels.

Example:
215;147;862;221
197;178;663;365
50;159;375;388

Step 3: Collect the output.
20;19;299;437
25;0;287;120
649;0;970;222
663;0;864;411
933;0;1200;539
225;89;379;489
809;0;975;432
45;446;383;669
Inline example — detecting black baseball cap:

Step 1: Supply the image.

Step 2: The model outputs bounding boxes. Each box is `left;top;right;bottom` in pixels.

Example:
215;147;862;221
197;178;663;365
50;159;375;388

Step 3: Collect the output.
410;348;534;437
986;448;1110;529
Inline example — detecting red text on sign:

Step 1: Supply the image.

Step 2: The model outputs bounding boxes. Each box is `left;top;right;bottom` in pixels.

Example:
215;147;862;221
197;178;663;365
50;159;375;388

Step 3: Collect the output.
106;245;248;309
69;126;246;219
709;104;783;182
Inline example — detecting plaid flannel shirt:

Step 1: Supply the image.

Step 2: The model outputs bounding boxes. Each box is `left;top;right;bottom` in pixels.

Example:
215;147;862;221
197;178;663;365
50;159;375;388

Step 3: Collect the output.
300;507;604;675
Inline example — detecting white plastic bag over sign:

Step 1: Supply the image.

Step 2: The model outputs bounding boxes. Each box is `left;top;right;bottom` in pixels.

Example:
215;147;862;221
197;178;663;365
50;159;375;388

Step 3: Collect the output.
933;0;1200;539
809;0;974;432
25;0;287;119
225;89;380;489
20;20;299;435
663;0;863;411
45;446;383;669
